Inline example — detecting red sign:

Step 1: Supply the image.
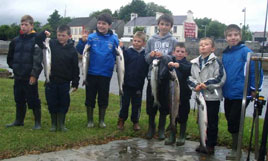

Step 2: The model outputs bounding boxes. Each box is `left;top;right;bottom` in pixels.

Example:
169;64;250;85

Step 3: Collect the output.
184;22;196;38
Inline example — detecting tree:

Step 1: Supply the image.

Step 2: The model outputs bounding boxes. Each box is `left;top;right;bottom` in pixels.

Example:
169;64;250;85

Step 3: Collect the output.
118;0;147;22
0;25;10;40
145;2;172;16
47;10;62;38
34;21;42;33
89;9;113;18
133;26;145;34
242;25;252;41
206;20;226;39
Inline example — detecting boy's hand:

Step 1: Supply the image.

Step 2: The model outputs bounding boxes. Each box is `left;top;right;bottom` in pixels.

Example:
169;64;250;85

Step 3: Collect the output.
29;76;36;85
195;84;202;91
168;62;180;68
168;62;174;68
200;83;207;89
155;51;162;58
44;31;51;37
69;87;77;94
150;51;156;57
251;91;257;99
119;41;124;48
82;33;88;42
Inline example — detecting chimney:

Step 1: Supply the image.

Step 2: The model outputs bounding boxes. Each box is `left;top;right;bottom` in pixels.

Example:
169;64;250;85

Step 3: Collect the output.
131;13;138;21
186;10;194;22
156;12;163;20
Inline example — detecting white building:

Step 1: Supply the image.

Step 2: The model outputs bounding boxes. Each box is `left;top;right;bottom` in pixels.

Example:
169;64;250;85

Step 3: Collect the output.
123;11;198;42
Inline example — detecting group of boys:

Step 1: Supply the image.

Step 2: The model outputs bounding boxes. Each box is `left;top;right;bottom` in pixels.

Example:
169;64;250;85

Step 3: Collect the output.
6;12;263;159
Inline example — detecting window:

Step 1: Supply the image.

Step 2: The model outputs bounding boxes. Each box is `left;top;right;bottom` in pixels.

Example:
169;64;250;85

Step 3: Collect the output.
173;26;177;33
128;27;131;34
79;28;82;35
154;26;158;33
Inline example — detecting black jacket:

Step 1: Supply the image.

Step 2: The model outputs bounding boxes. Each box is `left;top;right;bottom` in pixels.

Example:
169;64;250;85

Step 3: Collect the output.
49;39;80;88
123;46;148;90
7;32;43;80
173;57;192;100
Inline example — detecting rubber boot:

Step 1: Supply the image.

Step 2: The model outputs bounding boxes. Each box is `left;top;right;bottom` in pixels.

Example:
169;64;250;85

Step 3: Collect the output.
158;114;166;140
146;115;155;139
176;122;187;146
57;113;68;132
99;108;106;128
86;106;94;128
6;105;26;127
165;130;176;145
226;133;238;160
32;108;41;130
50;113;57;132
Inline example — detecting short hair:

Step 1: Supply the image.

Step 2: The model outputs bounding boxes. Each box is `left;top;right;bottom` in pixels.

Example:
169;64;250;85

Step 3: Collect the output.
224;24;241;37
200;37;215;48
97;13;113;25
157;14;174;27
174;42;189;53
57;25;71;35
133;31;146;42
21;15;34;25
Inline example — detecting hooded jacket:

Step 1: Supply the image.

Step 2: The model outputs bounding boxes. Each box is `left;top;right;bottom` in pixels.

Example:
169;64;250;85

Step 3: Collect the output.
188;53;226;101
87;29;119;78
222;42;263;99
145;33;178;79
49;39;80;88
123;46;148;90
7;31;43;80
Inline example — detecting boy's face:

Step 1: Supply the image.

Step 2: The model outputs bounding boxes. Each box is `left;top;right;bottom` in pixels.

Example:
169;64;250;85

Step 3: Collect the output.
132;37;145;51
199;39;215;56
173;47;187;60
225;30;241;47
57;31;71;45
97;20;111;34
158;20;172;36
20;21;33;34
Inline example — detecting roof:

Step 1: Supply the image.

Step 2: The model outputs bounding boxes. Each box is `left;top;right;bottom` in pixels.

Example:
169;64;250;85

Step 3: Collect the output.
68;17;96;27
125;15;187;26
111;20;125;29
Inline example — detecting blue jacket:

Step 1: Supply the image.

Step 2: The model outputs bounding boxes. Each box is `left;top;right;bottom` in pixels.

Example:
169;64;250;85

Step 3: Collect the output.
222;42;263;99
87;29;119;77
76;38;87;55
123;46;148;90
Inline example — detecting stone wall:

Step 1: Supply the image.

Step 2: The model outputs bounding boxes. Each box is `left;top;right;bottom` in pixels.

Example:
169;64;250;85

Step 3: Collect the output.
0;41;10;55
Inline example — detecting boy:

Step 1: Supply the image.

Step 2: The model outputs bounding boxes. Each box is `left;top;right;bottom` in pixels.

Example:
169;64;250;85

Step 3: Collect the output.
165;42;192;145
222;24;263;159
117;31;148;131
6;15;43;130
145;14;178;140
76;31;89;55
41;25;80;132
188;37;226;154
85;13;119;128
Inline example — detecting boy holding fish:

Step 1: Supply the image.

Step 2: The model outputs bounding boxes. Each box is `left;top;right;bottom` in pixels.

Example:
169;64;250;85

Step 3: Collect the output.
38;25;80;132
117;31;148;131
6;15;43;130
188;37;226;154
165;42;192;146
84;13;119;128
145;14;178;140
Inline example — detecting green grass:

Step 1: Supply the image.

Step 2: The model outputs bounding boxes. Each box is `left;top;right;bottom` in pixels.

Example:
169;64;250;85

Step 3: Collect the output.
0;78;265;159
0;68;8;72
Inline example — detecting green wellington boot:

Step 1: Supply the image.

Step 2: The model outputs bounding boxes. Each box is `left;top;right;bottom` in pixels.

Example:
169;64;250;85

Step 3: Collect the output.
158;114;166;140
32;108;41;130
226;133;238;160
146;115;155;139
57;113;68;132
176;122;187;146
50;113;57;132
86;106;94;128
99;108;106;128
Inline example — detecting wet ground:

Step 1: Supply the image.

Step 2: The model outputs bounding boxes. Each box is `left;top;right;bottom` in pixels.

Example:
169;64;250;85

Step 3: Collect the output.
2;138;254;161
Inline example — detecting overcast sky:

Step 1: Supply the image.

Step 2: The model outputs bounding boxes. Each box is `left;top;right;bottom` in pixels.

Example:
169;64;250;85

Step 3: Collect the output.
0;0;266;32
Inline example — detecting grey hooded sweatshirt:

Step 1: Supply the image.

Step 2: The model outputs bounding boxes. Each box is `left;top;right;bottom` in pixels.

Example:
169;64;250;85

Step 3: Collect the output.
145;32;178;79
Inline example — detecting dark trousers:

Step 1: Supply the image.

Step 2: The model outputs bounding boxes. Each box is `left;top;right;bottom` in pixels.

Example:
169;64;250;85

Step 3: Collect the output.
14;79;41;110
224;99;250;134
119;86;142;123
146;79;169;116
176;99;190;124
45;82;70;114
85;74;111;109
206;100;220;147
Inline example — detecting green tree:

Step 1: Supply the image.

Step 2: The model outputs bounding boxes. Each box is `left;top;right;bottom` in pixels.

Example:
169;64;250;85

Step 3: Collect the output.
206;20;226;39
47;10;62;38
194;17;212;38
145;2;172;16
133;26;145;34
0;25;10;40
34;21;42;33
242;25;252;41
89;9;113;18
118;0;147;22
8;23;20;39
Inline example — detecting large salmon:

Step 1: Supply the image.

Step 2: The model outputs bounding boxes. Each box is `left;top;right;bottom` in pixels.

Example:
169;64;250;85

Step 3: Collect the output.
116;47;125;95
151;59;160;107
196;92;208;148
82;44;90;86
168;69;180;132
42;38;51;83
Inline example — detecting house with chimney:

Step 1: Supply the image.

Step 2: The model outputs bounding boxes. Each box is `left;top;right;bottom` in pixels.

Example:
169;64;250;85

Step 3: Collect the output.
68;17;125;42
123;10;198;42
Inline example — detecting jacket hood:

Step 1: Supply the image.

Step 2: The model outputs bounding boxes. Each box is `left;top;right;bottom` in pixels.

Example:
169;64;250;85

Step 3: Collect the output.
151;32;173;41
191;53;216;64
223;41;245;53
